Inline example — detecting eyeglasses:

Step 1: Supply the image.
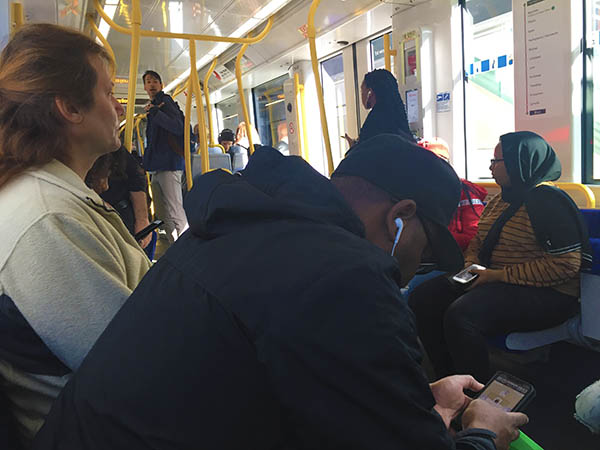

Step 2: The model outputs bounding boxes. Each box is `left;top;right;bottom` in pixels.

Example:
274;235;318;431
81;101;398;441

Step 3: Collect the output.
490;158;504;165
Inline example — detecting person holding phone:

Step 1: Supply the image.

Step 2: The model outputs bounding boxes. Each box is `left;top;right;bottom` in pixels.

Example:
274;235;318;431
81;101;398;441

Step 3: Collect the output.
35;136;526;450
343;69;414;150
409;131;591;382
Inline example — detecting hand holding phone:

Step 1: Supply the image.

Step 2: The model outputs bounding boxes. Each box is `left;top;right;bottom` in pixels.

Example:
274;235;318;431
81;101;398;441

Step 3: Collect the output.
452;264;486;284
475;371;535;413
134;219;163;242
462;399;529;450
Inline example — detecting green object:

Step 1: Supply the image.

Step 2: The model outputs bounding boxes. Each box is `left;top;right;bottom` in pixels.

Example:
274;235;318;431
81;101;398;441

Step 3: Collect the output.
510;431;544;450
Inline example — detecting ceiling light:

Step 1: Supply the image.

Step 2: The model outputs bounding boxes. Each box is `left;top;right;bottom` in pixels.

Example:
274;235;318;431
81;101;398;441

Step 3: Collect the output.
164;0;290;93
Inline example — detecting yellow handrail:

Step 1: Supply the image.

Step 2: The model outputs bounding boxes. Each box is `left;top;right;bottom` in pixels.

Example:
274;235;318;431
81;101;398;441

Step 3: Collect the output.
190;40;209;173
203;58;218;146
294;72;309;161
93;0;273;44
308;0;334;175
123;0;141;152
10;2;24;37
210;144;226;154
87;15;116;69
172;80;187;99
236;40;254;155
383;33;392;72
184;70;193;191
135;119;145;155
475;182;596;208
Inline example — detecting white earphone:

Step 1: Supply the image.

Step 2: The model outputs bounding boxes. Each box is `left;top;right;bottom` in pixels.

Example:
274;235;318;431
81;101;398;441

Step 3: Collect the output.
390;217;403;256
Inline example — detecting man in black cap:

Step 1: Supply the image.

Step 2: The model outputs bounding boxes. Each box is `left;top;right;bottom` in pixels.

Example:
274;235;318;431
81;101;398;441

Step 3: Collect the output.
34;135;527;450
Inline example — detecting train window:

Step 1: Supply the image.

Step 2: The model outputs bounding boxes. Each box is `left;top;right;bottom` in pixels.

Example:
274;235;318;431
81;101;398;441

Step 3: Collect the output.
584;0;600;182
215;98;240;135
462;0;514;180
370;33;394;75
253;75;288;149
320;53;347;166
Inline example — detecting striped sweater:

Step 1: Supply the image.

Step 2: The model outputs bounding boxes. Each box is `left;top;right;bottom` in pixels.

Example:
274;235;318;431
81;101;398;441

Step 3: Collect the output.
464;192;580;297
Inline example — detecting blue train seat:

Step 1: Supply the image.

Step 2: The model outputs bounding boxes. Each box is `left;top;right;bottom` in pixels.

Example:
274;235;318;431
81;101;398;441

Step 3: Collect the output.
503;209;600;351
191;152;232;176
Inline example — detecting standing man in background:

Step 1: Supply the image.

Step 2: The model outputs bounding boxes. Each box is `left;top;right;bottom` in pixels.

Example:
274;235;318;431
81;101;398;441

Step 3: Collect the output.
142;70;188;257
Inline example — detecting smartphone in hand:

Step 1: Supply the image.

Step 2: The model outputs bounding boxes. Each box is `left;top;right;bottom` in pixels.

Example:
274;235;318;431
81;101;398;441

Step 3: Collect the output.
452;264;486;284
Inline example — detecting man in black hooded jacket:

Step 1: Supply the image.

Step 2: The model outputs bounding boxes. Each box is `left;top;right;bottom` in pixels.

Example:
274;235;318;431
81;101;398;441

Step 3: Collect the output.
34;135;527;450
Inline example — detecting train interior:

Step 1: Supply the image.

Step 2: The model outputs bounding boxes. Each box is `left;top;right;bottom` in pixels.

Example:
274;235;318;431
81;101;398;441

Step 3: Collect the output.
2;0;600;448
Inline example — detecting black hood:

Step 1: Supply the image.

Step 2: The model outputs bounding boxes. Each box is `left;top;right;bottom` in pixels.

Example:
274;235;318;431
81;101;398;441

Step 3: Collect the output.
184;147;365;240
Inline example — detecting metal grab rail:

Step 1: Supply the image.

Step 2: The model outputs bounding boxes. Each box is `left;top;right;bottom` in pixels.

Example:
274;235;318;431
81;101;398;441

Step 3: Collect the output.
475;182;596;208
307;0;334;175
203;58;219;147
10;2;24;37
93;0;273;44
87;15;116;69
189;40;209;178
236;40;254;154
123;0;142;152
92;0;273;185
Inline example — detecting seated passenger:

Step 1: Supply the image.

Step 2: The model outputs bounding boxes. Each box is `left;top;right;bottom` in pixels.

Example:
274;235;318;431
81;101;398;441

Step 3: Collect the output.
220;128;247;172
235;121;262;153
0;24;151;444
344;69;414;148
217;128;235;152
36;135;526;450
409;131;591;382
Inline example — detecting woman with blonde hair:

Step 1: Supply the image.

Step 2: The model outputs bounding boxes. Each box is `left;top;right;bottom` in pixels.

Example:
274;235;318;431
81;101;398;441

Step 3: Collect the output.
0;24;150;444
235;121;262;152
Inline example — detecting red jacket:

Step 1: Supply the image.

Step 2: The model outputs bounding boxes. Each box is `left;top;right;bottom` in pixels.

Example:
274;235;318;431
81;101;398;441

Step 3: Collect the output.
449;180;487;251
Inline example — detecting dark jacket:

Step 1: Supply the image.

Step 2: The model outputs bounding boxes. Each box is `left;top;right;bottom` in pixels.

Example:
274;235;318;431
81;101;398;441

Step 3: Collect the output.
34;148;495;450
142;91;185;172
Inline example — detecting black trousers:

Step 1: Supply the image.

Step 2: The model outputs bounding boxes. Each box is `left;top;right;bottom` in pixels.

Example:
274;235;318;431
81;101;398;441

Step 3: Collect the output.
408;275;579;381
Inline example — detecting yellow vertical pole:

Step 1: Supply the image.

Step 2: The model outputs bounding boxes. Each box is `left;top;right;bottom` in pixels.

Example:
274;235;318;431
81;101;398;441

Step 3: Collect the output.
384;33;392;72
124;0;142;152
236;41;255;154
189;40;209;172
10;2;24;37
184;75;194;190
203;58;218;146
307;0;334;175
135;119;145;155
294;72;309;162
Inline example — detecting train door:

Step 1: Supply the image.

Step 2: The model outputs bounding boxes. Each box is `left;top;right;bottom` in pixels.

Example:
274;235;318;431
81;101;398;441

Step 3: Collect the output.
462;0;515;180
320;53;347;167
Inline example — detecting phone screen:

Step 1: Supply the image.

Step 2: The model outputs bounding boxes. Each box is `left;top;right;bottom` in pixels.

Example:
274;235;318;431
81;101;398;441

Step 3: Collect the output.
478;373;529;412
454;269;477;283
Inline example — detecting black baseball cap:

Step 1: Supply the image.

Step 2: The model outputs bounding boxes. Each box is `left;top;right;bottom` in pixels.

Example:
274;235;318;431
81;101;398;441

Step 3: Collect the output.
333;134;464;272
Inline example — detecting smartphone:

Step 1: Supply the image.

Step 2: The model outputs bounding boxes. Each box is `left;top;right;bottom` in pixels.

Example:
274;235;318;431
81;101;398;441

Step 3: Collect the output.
476;371;536;413
450;371;535;432
452;264;486;284
134;219;163;241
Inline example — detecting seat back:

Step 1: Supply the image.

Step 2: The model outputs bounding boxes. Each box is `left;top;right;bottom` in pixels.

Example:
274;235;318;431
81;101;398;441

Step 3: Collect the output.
190;153;232;178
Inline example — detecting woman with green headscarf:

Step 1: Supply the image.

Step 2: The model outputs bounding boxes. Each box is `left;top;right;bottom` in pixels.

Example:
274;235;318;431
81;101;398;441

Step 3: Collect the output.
408;131;591;381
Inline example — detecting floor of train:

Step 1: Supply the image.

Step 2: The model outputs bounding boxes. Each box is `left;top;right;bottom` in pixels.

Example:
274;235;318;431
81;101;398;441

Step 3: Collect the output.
490;343;600;450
